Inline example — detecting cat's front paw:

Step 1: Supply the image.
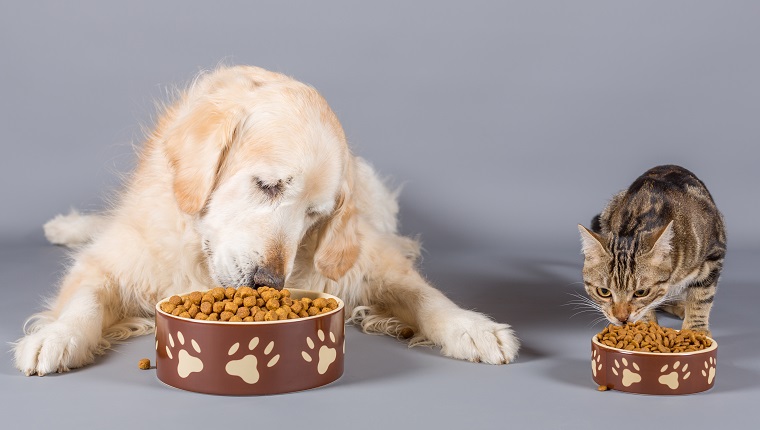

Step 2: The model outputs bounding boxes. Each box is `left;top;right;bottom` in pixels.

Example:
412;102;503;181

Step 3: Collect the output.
428;310;519;364
681;323;712;338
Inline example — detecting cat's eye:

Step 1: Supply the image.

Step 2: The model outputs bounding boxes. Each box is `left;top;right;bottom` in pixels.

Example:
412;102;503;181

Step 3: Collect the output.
634;289;650;298
596;287;612;298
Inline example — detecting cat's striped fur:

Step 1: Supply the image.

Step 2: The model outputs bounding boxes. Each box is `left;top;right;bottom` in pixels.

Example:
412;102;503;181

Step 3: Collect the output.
578;165;726;335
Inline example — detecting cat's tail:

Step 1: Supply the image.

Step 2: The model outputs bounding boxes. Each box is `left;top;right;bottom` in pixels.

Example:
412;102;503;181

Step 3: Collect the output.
590;214;602;233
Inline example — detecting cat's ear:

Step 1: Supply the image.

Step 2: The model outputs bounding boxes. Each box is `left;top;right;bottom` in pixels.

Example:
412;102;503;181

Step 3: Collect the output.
645;221;675;266
578;224;608;263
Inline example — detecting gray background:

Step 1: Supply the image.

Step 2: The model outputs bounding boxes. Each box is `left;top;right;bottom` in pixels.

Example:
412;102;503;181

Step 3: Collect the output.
1;1;758;428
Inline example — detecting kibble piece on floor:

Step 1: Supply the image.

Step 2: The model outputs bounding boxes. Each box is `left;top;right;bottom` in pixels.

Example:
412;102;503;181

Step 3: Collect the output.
138;358;151;370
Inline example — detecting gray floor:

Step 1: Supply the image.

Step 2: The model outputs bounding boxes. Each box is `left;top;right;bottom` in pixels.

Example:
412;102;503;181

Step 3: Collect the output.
1;240;757;429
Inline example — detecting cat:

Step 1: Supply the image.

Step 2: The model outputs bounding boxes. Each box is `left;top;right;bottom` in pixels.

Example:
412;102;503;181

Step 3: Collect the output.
578;165;726;335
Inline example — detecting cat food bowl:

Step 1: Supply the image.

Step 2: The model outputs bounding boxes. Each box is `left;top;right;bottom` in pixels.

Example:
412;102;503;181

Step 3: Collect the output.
591;334;717;395
155;289;345;395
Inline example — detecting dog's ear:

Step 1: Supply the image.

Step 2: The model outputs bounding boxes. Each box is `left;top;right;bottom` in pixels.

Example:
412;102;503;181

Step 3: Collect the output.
164;102;242;214
314;162;361;281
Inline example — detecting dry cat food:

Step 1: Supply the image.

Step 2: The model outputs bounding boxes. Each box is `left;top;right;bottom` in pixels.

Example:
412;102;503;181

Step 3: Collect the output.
138;358;151;370
159;286;339;322
596;321;712;353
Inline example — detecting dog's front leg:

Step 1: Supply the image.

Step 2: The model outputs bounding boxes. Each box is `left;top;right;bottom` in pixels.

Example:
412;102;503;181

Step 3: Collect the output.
363;257;520;364
13;257;117;375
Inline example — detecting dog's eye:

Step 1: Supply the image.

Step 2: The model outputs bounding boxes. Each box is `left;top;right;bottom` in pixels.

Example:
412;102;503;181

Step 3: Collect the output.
254;178;284;199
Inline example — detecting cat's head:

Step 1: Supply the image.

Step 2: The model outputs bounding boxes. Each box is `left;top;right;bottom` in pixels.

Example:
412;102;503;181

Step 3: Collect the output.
577;221;674;325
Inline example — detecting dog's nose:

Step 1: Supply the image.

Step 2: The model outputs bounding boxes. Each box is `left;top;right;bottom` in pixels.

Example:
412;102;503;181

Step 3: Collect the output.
253;267;285;290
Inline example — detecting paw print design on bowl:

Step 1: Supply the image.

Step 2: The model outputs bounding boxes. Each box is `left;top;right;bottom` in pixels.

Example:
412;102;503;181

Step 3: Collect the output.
302;329;338;375
658;361;691;390
611;357;641;387
591;350;602;377
702;357;716;384
225;337;280;384
166;331;204;378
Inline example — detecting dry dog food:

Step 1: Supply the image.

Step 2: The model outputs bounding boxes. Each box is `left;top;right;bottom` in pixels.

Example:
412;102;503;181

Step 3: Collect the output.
138;358;151;370
596;321;712;353
159;286;339;322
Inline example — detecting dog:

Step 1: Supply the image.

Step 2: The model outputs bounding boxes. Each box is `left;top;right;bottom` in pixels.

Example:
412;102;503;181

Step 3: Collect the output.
14;66;519;375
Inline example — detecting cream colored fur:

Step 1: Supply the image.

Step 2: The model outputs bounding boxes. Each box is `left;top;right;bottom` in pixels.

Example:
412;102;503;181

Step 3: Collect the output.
14;66;518;375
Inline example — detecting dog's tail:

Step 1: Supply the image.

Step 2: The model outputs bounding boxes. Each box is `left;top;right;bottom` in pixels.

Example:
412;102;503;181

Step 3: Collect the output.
43;209;108;248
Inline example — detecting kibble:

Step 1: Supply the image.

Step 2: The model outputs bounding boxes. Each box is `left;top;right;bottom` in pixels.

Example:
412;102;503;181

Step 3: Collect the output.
138;358;151;370
211;287;225;301
399;327;415;339
159;286;341;322
200;301;212;315
596;321;712;353
212;301;225;314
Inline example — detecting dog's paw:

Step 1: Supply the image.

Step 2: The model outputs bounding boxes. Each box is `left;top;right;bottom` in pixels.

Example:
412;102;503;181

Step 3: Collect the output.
14;322;97;376
431;310;519;365
43;210;99;247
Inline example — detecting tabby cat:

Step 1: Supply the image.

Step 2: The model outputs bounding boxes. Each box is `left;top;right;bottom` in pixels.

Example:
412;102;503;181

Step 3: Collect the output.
578;165;726;335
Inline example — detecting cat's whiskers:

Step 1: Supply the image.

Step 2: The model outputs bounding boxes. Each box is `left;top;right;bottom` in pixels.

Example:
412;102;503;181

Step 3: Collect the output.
564;292;606;320
588;315;611;328
631;295;670;323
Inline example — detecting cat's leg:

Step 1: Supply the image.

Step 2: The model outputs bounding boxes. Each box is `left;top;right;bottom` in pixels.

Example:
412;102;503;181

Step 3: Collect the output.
660;303;685;319
681;269;720;336
639;309;658;324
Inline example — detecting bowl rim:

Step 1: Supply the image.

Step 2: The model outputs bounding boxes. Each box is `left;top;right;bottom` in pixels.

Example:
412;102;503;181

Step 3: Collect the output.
155;288;344;325
592;333;717;356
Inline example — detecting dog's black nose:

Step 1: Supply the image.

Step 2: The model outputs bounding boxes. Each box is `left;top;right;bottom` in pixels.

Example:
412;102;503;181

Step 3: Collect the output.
252;267;285;290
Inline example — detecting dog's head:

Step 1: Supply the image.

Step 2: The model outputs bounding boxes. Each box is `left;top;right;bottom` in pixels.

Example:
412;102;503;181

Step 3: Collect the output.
163;66;360;289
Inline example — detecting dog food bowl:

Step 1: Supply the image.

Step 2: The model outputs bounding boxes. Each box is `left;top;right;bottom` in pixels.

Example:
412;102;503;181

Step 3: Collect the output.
591;335;717;395
155;289;345;395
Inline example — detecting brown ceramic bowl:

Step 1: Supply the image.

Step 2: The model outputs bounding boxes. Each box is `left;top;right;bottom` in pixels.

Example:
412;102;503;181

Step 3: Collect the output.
155;289;345;395
591;335;717;395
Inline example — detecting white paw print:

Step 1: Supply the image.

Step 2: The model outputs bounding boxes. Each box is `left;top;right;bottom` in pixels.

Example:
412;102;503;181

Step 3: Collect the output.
591;350;603;377
225;337;280;384
166;331;203;378
701;357;716;384
612;357;641;387
658;361;691;390
302;329;338;375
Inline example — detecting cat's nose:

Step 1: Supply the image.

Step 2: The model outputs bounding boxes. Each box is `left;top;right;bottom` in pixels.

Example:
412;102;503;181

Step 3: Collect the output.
612;309;630;323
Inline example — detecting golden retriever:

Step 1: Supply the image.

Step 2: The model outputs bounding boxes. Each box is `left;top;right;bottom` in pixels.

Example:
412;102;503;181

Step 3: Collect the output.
14;66;519;375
